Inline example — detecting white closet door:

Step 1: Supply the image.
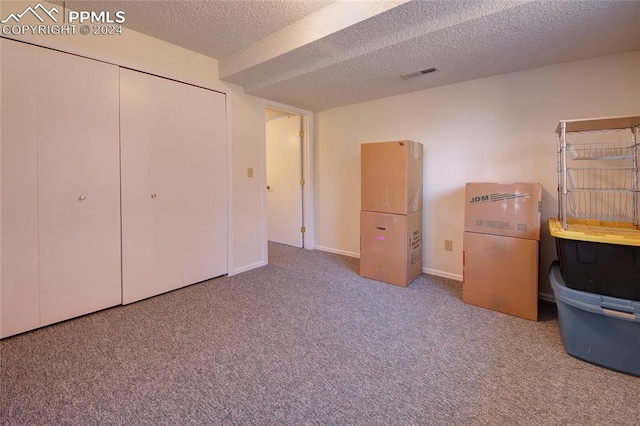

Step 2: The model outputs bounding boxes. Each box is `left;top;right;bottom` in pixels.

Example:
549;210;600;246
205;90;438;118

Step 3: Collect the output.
179;84;228;284
0;40;40;337
120;69;183;304
38;49;122;325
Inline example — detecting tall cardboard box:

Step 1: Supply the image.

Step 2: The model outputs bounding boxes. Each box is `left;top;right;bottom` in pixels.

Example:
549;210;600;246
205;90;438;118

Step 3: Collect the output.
464;182;542;240
361;141;423;214
360;211;422;287
463;232;539;321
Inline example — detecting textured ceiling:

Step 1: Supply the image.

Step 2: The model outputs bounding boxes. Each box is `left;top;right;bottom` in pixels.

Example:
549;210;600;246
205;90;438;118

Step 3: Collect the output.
60;0;640;111
59;0;333;57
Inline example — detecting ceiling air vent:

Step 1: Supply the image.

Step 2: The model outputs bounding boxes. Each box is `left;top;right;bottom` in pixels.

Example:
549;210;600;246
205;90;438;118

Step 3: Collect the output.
401;67;438;80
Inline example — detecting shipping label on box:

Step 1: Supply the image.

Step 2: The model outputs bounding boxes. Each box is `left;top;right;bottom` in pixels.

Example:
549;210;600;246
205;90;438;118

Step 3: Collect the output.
410;228;421;264
464;182;542;240
361;140;423;215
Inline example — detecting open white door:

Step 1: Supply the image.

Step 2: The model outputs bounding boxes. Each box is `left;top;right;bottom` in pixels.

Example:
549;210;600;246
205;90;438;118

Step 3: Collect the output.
266;114;303;248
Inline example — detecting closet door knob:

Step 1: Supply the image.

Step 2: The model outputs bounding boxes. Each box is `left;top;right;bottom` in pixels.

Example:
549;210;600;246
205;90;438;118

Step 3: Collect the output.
78;195;86;201
151;193;157;198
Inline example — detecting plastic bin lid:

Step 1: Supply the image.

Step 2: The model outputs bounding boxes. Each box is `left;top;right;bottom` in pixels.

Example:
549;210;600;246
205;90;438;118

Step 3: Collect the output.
548;218;640;247
549;262;640;322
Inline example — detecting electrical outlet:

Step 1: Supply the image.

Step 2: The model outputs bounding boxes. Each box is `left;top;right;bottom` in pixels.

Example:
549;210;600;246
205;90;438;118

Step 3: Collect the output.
247;167;253;178
444;240;453;251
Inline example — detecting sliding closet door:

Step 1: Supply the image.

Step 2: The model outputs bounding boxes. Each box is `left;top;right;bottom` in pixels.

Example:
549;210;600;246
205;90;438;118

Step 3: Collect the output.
0;40;40;337
179;84;227;284
120;69;183;304
38;49;122;325
121;69;228;304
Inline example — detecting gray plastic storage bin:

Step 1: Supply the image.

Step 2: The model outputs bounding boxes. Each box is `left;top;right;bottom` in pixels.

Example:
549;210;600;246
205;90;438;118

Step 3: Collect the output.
549;261;640;376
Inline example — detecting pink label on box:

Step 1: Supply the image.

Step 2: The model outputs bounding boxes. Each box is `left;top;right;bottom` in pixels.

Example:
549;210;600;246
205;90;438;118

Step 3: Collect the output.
376;236;385;241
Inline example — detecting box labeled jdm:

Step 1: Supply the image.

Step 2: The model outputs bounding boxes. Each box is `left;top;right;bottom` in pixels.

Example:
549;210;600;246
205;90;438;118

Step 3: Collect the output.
464;182;542;240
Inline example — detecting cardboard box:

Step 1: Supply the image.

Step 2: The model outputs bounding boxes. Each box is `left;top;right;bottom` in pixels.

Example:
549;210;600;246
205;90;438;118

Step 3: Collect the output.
463;231;539;321
361;141;423;214
464;182;542;240
360;210;422;287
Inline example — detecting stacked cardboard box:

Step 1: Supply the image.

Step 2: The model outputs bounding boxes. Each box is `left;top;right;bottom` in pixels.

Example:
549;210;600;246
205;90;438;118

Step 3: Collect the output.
462;182;542;320
360;141;424;287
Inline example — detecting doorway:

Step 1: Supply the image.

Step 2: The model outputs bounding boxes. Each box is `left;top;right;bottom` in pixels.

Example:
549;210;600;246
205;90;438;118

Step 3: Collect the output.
265;108;303;248
261;100;314;259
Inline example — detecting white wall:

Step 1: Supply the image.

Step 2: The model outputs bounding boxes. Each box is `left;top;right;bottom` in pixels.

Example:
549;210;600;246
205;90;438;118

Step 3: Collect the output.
0;1;266;274
315;51;640;294
230;85;266;272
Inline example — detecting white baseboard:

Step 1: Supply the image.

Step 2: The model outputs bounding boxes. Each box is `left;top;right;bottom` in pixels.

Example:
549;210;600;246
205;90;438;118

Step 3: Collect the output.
422;268;463;282
421;270;557;303
314;245;360;258
539;292;555;303
308;249;556;304
235;251;559;306
313;250;465;281
232;260;267;276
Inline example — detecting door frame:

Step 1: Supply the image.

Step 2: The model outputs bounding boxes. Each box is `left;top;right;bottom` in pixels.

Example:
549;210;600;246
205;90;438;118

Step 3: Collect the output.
260;99;315;261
